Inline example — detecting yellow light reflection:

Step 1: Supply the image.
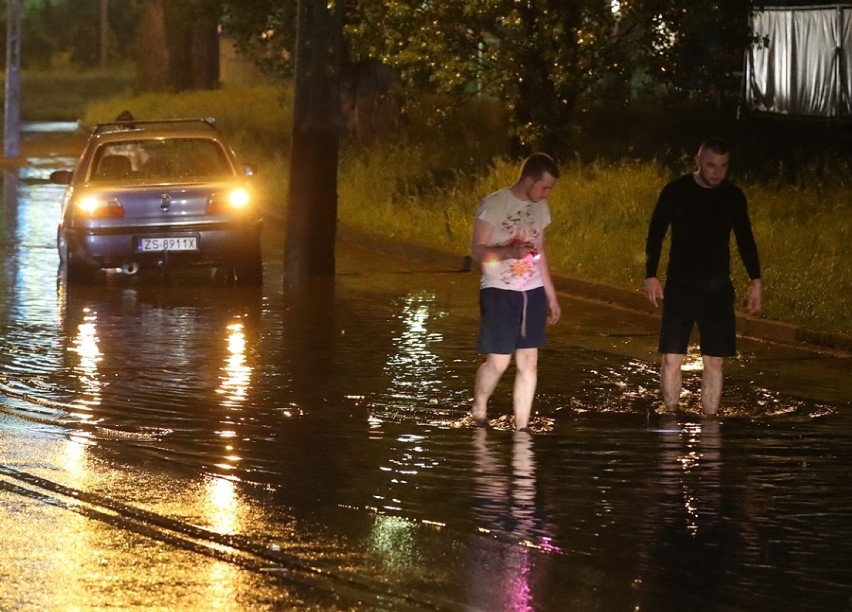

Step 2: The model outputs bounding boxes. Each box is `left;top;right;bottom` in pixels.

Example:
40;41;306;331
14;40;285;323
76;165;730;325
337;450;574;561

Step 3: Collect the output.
216;320;252;408
201;473;243;606
61;434;90;483
206;475;239;535
682;345;704;372
381;292;446;418
213;317;252;493
69;310;103;413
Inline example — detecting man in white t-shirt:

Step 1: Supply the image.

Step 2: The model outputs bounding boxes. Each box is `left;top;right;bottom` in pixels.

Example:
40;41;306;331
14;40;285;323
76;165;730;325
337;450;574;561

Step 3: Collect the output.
469;153;562;431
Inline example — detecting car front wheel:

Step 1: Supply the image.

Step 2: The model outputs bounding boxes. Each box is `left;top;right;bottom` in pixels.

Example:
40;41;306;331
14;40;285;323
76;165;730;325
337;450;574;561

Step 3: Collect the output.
233;246;262;286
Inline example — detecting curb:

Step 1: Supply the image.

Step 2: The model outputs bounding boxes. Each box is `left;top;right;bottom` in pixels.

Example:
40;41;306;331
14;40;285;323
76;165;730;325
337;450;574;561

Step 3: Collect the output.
337;224;852;356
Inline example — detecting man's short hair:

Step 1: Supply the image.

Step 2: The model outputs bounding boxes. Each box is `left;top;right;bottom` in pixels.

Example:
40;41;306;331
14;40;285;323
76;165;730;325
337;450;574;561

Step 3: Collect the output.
519;152;560;181
699;137;730;156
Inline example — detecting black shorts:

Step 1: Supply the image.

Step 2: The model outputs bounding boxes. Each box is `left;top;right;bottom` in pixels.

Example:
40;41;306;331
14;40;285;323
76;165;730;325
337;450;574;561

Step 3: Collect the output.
659;279;736;357
477;287;547;355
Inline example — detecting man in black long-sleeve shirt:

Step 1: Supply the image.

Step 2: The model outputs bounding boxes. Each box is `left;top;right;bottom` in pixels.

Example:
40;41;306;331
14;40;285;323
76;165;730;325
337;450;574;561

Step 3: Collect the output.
644;137;762;416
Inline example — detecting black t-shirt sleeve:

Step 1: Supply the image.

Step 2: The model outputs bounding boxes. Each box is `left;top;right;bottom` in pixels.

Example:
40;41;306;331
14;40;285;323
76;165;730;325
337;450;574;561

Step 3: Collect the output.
645;183;674;278
731;188;761;279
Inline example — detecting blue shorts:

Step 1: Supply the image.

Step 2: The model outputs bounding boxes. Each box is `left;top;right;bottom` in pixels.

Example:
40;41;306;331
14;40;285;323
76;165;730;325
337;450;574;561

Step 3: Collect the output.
659;279;736;357
477;287;547;355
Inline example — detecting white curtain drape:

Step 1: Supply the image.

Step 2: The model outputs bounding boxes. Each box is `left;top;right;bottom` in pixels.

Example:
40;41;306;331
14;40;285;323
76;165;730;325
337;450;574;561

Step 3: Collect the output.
746;5;851;118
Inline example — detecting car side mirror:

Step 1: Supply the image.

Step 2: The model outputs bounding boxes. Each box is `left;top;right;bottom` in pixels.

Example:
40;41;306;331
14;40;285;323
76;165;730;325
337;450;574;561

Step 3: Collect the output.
50;170;73;185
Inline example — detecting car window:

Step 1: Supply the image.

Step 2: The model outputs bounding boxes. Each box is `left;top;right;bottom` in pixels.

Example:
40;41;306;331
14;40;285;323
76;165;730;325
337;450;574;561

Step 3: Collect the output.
90;138;234;182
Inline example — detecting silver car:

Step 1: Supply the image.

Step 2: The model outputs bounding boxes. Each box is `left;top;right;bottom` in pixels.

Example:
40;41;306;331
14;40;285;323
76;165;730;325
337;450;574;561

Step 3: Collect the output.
50;118;262;285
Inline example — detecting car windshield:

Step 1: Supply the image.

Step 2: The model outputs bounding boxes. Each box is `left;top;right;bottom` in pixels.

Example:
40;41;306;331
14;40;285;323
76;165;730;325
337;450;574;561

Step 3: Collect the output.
89;138;234;182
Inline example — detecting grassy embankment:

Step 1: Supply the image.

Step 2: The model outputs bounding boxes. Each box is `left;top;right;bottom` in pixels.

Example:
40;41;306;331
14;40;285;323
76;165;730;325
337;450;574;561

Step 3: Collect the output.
2;70;136;122
74;83;852;336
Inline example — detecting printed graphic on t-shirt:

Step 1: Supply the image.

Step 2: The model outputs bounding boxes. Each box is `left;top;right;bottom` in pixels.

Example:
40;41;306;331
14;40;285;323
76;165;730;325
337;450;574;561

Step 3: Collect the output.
497;205;540;286
476;188;550;292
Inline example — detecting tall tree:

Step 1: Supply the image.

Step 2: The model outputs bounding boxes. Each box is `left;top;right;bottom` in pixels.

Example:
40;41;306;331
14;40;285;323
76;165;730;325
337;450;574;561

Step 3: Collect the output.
637;0;760;107
136;0;220;92
346;0;640;155
0;0;141;69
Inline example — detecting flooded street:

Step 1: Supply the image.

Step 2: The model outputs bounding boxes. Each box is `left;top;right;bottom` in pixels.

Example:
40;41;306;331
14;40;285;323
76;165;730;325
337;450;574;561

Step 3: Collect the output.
1;144;851;610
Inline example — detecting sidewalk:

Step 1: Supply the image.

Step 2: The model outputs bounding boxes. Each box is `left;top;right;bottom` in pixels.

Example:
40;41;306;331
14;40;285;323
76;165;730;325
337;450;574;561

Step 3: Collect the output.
338;225;852;356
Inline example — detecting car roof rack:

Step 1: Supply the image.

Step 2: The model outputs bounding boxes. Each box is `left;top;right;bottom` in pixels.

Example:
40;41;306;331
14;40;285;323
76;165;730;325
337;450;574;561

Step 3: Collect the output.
92;117;218;135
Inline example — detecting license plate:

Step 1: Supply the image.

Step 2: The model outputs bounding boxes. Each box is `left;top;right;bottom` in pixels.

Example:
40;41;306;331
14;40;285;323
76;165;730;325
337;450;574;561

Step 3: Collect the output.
137;236;198;252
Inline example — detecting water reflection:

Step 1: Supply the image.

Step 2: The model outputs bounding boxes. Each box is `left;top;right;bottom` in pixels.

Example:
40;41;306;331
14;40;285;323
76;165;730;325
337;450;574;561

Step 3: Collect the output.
3;168;18;219
278;276;338;410
213;317;253;476
217;319;252;408
384;291;446;406
468;428;553;610
205;475;239;534
637;415;726;609
55;284;264;447
69;307;103;416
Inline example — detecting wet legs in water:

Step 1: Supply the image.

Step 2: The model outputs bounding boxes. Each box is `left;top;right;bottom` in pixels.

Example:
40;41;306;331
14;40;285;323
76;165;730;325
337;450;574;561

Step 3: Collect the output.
472;348;538;430
660;353;724;415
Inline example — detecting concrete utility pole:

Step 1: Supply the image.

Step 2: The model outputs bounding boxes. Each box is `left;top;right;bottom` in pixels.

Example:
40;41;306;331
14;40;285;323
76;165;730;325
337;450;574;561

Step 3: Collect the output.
4;0;22;159
284;0;344;280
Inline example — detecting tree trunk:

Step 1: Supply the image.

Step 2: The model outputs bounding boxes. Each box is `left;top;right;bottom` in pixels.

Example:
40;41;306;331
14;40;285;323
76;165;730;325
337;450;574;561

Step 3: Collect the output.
136;0;170;91
284;0;343;280
136;0;219;92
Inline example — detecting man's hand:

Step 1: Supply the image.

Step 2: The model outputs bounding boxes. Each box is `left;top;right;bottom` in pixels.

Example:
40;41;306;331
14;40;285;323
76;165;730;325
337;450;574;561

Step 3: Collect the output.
747;279;763;314
644;277;663;309
547;298;561;325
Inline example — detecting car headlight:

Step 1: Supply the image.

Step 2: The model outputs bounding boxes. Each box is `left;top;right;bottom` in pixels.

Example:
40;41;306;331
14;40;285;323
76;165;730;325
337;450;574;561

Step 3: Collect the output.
77;196;125;218
207;187;251;214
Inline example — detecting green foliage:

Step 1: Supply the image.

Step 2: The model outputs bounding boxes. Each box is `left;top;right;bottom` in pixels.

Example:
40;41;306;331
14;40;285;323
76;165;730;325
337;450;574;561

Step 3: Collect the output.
745;180;852;331
0;0;142;69
637;0;754;102
217;0;297;81
210;0;770;159
347;1;636;154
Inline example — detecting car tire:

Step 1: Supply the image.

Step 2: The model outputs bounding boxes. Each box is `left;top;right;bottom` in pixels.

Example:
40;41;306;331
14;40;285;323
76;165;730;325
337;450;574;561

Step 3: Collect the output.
57;226;68;265
65;251;98;284
233;246;263;286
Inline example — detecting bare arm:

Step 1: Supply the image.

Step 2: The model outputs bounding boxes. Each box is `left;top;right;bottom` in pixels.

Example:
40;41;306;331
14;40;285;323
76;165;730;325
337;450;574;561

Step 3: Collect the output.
747;278;762;314
536;235;561;325
644;277;663;309
470;218;537;263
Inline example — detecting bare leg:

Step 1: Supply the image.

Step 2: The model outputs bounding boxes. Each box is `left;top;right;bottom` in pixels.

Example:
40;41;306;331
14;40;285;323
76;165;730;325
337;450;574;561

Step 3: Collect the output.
660;353;685;412
472;353;512;422
700;355;724;415
512;348;538;430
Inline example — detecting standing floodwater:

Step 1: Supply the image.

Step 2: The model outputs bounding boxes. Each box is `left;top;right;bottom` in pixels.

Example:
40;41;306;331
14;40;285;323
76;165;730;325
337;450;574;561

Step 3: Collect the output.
0;146;850;610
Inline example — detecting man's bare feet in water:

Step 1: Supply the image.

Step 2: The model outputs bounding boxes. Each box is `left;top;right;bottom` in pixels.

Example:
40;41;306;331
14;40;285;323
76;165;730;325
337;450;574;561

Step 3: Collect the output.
470;407;488;427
